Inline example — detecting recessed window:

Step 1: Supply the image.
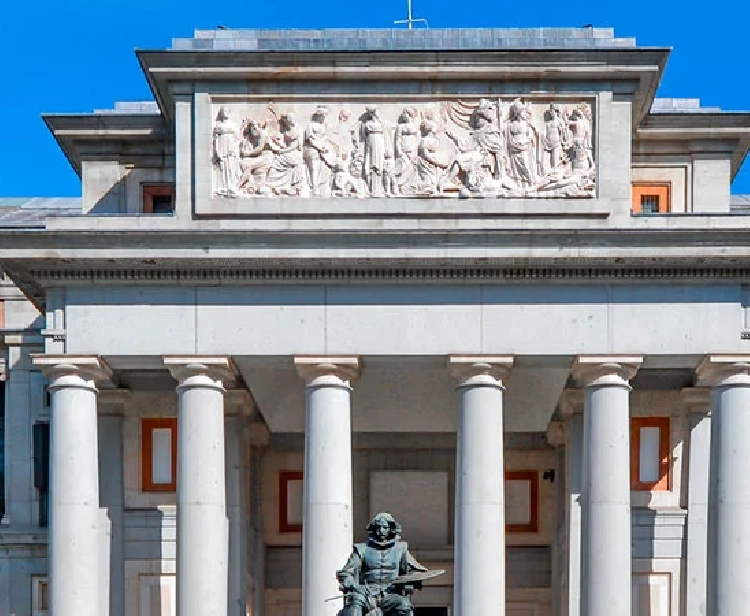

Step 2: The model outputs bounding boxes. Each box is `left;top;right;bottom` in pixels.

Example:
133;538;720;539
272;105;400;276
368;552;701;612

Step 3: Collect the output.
142;418;177;492
142;185;175;215
32;576;48;615
632;182;670;214
631;417;671;491
279;470;303;533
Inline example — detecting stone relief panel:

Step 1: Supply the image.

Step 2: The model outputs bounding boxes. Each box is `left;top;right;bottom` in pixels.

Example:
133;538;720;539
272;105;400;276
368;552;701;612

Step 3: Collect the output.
211;99;595;199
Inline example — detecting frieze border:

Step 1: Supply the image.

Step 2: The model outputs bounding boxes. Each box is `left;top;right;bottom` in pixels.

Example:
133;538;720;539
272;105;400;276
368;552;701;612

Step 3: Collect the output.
26;266;750;285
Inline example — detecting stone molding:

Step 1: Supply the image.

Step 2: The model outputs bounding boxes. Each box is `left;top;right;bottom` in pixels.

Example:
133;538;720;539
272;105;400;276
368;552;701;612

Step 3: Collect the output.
695;354;750;388
680;387;712;415
30;354;114;387
225;388;257;417
163;355;238;389
447;354;514;388
559;389;584;417
293;355;361;387
546;420;567;447
98;388;132;416
571;354;643;388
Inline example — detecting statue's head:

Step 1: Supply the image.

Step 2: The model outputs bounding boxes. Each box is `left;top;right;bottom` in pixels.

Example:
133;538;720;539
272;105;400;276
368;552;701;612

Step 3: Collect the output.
367;512;401;544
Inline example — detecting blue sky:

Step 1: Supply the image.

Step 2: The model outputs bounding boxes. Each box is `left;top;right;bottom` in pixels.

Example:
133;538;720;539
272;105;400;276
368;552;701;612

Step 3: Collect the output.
1;0;749;197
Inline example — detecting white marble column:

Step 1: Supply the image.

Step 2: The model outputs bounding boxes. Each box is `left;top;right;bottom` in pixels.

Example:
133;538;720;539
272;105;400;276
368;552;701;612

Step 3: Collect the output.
681;387;711;616
294;356;360;616
449;355;514;616
164;356;236;616
32;354;112;616
572;355;642;616
697;355;750;616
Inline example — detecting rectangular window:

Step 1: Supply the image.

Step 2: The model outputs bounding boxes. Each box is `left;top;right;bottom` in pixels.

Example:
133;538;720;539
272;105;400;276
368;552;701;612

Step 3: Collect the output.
32;422;50;527
142;185;175;215
632;182;670;214
631;417;671;491
32;576;49;616
279;470;303;533
505;470;539;533
142;418;177;492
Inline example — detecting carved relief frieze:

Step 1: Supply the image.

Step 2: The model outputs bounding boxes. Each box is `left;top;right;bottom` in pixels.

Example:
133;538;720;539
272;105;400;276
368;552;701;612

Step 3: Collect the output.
211;99;595;200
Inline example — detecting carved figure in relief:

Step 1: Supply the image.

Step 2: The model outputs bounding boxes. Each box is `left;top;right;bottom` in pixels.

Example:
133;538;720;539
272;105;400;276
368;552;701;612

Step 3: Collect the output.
304;106;340;197
393;108;420;195
568;106;594;176
237;119;274;195
265;113;306;196
540;104;570;175
504;99;539;190
360;107;389;196
416;120;449;193
212;106;242;195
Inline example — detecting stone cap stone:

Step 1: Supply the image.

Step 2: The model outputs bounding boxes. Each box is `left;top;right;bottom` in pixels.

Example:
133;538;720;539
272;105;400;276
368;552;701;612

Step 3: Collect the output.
171;27;637;52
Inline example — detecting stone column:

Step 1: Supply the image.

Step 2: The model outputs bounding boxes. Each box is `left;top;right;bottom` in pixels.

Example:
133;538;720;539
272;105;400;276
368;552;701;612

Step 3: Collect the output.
31;354;113;616
546;421;567;616
571;355;642;616
164;356;237;616
696;355;750;616
449;355;514;616
681;388;711;616
294;356;360;616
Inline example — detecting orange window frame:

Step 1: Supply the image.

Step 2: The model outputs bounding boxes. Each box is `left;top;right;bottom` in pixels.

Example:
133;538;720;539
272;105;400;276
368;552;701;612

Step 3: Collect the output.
279;470;304;533
630;417;671;491
632;182;671;214
142;184;175;214
505;469;539;534
141;418;178;492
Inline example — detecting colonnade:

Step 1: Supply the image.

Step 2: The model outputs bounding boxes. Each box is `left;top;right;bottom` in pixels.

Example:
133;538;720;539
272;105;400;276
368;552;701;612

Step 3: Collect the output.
30;353;750;616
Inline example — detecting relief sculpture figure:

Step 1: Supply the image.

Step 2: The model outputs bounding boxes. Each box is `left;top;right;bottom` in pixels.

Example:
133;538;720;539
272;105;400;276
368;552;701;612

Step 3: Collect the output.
336;513;435;616
212;106;241;196
265;113;306;196
504;99;539;191
212;99;596;199
237;119;274;195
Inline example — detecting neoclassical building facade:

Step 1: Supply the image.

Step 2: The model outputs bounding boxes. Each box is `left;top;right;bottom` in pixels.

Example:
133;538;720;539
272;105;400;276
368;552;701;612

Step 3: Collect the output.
1;27;750;616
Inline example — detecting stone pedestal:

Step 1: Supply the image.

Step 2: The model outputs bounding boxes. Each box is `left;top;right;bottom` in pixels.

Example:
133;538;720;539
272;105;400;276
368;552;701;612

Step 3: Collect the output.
32;355;112;616
295;356;360;616
572;355;642;616
165;356;237;616
449;355;513;616
697;355;750;616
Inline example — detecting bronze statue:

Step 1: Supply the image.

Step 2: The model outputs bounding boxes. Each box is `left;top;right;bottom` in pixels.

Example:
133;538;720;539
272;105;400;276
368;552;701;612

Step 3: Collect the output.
336;513;441;616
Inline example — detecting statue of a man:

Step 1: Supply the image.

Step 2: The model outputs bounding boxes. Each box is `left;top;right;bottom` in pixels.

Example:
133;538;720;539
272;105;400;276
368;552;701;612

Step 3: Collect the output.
336;513;428;616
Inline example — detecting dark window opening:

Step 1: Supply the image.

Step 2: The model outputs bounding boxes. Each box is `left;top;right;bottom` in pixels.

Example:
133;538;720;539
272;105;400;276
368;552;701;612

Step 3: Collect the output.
142;185;175;215
33;422;50;527
640;194;660;214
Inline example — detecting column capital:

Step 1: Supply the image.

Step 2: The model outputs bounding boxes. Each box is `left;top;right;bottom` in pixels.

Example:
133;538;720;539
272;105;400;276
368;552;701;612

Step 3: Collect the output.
163;355;238;390
681;387;712;415
294;355;361;387
31;354;113;389
226;388;256;417
247;421;271;448
571;355;643;388
448;355;514;388
695;354;750;388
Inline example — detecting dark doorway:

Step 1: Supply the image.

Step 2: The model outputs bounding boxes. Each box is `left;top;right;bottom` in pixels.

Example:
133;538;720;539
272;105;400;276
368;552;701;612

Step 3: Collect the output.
414;608;448;616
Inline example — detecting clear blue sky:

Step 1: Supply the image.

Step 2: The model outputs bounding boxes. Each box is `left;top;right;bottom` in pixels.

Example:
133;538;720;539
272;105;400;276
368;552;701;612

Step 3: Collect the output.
1;0;749;197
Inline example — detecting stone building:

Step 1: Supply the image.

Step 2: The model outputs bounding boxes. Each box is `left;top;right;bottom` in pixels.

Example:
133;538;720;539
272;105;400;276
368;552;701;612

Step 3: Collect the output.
1;27;750;616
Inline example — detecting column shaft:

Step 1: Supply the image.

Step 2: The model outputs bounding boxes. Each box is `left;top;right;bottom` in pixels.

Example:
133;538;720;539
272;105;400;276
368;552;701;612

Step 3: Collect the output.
296;358;359;616
573;357;640;616
177;375;228;616
450;356;512;616
50;374;100;615
32;356;112;616
710;374;750;615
